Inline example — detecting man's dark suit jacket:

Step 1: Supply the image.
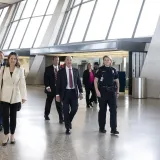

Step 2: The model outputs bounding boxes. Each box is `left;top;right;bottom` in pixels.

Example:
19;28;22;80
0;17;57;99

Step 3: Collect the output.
83;69;95;88
44;65;60;96
56;67;83;100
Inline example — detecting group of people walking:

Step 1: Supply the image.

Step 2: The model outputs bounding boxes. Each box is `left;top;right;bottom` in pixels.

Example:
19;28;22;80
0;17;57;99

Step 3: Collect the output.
0;53;119;146
44;55;119;135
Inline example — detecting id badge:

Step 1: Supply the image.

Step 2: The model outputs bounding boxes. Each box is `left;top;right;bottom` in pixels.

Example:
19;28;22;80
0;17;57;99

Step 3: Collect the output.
100;76;104;82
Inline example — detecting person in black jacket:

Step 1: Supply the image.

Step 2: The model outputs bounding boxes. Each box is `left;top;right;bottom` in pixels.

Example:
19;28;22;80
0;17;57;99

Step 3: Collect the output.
44;56;63;123
83;63;96;108
56;56;83;134
0;51;5;131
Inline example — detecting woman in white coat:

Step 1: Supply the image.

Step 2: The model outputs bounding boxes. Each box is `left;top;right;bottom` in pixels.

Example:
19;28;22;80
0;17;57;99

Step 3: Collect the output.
0;52;27;146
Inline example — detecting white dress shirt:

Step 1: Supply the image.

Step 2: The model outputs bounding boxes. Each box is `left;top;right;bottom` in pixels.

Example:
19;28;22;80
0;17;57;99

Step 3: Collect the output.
66;66;75;89
53;65;58;72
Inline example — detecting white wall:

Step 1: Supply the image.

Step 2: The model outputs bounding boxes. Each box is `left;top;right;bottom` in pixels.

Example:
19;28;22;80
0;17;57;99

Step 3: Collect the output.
141;16;160;98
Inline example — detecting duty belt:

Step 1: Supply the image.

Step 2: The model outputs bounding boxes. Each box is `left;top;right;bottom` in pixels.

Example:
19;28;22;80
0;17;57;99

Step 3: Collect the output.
102;86;116;92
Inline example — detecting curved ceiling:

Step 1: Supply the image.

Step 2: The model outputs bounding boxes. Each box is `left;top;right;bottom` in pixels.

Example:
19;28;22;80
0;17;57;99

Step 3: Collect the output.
0;0;23;8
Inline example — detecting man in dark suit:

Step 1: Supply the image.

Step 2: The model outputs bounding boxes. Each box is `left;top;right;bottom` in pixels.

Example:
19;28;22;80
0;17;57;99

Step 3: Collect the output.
44;56;63;123
56;56;83;134
0;51;5;131
83;63;96;108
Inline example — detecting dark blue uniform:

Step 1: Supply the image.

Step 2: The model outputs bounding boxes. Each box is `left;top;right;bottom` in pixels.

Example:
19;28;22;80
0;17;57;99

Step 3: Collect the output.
95;66;118;133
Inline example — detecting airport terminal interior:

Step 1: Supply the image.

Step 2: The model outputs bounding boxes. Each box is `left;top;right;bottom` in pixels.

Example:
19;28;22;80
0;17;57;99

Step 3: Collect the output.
0;0;160;160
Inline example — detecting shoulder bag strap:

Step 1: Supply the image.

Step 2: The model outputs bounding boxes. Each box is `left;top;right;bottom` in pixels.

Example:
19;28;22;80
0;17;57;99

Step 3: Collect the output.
1;67;5;89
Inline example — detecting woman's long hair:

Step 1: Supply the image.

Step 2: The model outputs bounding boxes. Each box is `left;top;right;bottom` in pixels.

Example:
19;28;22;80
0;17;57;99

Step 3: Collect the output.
87;63;91;69
6;52;20;68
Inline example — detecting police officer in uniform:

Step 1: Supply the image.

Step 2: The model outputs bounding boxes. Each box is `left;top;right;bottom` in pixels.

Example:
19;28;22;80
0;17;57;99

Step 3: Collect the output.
94;55;119;134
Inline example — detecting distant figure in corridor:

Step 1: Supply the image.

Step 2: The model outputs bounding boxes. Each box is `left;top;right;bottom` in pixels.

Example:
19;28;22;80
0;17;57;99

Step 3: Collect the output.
93;62;99;74
0;52;27;146
56;56;83;134
44;56;63;123
83;63;97;108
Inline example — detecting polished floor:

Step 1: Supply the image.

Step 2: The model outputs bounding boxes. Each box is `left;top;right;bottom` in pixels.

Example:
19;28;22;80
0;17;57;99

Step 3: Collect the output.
0;86;160;160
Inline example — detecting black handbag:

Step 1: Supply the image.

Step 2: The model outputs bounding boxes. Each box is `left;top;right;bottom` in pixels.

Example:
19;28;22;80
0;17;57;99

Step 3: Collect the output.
17;102;21;111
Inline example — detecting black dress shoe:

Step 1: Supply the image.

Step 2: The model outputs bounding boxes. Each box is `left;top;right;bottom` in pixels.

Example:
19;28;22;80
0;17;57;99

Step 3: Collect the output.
89;102;93;107
69;123;72;129
66;129;71;135
11;139;16;144
2;138;9;146
99;129;107;133
111;130;119;135
44;115;50;120
59;119;64;124
0;125;2;132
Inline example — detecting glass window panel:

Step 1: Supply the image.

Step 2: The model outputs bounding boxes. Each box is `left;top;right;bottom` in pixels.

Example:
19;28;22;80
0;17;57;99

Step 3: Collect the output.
70;1;95;43
22;0;37;18
21;17;43;48
14;1;26;21
61;7;79;44
85;0;118;41
135;0;160;37
108;0;143;39
0;9;3;16
0;7;9;26
33;0;50;16
83;0;91;2
74;0;82;6
58;11;70;44
70;0;75;8
3;22;18;49
10;19;29;49
46;0;59;15
34;15;52;47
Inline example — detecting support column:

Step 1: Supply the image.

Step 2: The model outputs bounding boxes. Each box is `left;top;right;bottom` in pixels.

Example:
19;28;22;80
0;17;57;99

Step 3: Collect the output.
40;0;69;47
26;55;45;85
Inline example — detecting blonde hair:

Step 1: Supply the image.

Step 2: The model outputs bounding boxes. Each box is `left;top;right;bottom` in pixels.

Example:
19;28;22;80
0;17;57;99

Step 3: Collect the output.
87;63;91;69
103;55;113;66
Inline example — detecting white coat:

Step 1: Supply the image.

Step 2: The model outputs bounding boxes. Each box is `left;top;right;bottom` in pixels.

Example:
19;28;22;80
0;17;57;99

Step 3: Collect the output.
0;66;27;104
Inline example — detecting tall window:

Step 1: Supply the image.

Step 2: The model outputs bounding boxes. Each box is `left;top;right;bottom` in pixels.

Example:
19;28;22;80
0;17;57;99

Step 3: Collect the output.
0;7;9;27
135;0;160;37
108;0;143;39
58;0;160;44
85;0;118;41
61;7;79;44
69;1;95;43
2;0;58;49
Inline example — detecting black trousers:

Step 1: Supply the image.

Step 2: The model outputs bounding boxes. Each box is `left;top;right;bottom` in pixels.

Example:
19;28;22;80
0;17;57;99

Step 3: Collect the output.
63;89;78;129
45;95;63;120
98;89;117;130
85;85;97;106
0;103;3;125
2;102;18;135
